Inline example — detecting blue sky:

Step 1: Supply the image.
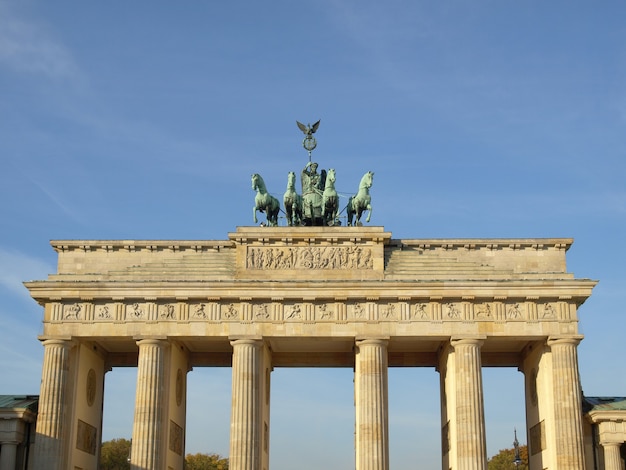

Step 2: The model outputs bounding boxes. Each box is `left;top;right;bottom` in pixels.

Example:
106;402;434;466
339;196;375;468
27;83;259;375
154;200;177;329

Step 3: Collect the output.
1;0;625;468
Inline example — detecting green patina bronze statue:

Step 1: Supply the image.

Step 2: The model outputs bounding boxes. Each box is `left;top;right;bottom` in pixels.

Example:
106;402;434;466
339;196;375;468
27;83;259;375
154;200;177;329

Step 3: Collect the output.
251;120;374;227
301;161;326;226
252;173;280;226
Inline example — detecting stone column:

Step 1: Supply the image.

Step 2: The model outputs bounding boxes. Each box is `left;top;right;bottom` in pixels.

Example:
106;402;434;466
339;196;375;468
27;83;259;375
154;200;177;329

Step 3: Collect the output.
450;338;487;470
602;442;623;470
355;338;389;470
131;338;167;470
547;337;585;469
0;442;18;470
33;339;71;470
230;339;264;470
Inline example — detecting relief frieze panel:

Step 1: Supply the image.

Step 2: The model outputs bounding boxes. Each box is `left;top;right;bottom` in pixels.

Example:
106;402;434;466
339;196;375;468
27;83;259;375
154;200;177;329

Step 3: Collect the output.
246;246;373;270
50;299;565;324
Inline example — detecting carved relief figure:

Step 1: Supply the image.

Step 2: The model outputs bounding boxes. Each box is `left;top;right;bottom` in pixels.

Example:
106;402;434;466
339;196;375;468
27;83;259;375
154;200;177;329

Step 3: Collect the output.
317;304;333;320
160;304;175;319
353;303;365;319
254;304;270;319
224;303;238;319
129;303;143;319
414;303;428;319
446;303;460;319
246;246;373;270
381;304;396;319
65;303;81;320
507;303;522;319
475;304;492;319
287;305;302;319
194;304;207;319
542;303;556;319
97;305;110;319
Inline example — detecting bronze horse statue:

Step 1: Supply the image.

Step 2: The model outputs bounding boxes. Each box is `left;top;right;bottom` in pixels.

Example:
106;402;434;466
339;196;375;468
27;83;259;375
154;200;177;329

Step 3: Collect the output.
283;171;302;226
347;171;373;226
322;168;339;226
252;173;280;226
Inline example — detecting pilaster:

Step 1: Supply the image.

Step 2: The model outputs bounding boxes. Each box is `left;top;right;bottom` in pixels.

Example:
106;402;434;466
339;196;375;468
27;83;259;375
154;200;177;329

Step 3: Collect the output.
355;338;389;470
547;336;585;469
33;339;72;470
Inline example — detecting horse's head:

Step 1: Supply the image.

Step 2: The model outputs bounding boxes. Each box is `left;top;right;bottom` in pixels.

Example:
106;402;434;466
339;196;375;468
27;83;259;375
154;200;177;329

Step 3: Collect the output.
327;168;336;183
287;171;296;187
251;173;261;190
360;171;374;189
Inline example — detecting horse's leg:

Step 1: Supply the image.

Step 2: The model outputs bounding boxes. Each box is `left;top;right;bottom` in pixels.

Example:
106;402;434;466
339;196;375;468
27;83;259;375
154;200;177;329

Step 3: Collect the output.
366;203;372;223
253;206;258;224
285;205;292;226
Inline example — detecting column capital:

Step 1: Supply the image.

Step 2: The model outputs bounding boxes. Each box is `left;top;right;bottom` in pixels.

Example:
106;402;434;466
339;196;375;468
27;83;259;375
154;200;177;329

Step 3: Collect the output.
355;337;389;347
39;337;73;347
0;439;21;446
229;337;264;347
547;335;583;347
134;336;167;342
450;336;486;347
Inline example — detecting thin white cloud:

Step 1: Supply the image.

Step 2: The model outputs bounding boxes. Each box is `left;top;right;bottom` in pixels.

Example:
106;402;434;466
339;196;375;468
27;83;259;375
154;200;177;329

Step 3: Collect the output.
0;2;81;80
0;248;53;299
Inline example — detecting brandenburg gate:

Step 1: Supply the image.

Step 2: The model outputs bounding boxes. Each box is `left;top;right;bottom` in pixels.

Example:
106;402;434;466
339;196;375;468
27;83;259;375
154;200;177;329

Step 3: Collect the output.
25;226;596;469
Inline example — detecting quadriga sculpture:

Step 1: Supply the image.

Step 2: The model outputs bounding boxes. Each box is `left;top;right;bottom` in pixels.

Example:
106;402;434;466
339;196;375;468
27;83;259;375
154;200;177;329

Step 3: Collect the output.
252;173;280;226
347;171;373;226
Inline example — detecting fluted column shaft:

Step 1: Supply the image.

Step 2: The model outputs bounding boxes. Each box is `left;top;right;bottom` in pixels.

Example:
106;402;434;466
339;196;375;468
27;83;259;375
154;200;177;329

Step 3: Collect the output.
602;442;623;470
548;337;585;469
355;339;389;470
131;339;167;470
451;338;487;470
33;339;71;470
230;339;263;470
0;442;18;470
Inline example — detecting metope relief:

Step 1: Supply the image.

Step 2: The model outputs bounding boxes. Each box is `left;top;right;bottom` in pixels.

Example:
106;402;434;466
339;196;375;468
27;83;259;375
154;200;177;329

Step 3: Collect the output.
507;303;523;320
159;303;176;320
413;303;429;320
253;304;270;320
541;303;556;319
316;304;334;320
246;246;373;270
474;303;492;320
286;304;302;320
445;303;461;320
64;303;82;320
222;303;239;320
126;303;145;320
193;303;207;319
97;305;111;319
352;303;366;320
380;303;397;319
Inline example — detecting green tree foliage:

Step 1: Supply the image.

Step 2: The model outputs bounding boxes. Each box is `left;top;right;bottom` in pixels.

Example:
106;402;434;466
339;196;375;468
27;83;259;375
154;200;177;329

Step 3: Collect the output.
185;453;229;470
100;438;131;470
487;445;529;470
